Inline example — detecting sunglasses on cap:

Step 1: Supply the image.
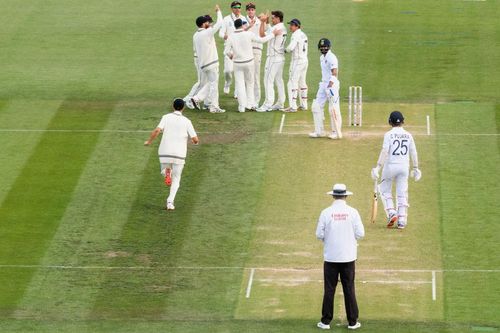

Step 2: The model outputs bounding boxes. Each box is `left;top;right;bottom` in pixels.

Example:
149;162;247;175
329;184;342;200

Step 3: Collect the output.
232;5;241;8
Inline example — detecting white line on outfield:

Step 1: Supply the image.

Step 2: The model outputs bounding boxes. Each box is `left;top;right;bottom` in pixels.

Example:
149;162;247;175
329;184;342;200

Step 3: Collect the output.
278;114;285;134
245;268;255;299
432;270;437;301
272;131;500;137
0;265;499;273
257;278;431;284
0;128;498;137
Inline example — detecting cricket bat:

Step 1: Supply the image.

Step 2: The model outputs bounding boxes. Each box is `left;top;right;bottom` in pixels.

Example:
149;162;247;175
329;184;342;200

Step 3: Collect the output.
370;180;378;224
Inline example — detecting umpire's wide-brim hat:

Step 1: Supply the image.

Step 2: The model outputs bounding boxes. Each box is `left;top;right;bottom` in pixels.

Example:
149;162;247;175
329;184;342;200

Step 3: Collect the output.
326;183;353;196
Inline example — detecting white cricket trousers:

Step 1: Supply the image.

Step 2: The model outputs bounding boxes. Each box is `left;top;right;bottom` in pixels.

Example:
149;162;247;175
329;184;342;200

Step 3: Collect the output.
287;59;308;109
223;54;234;88
311;81;341;135
233;60;256;110
161;163;185;205
184;57;202;100
252;48;262;105
379;163;409;223
262;56;285;108
194;64;220;109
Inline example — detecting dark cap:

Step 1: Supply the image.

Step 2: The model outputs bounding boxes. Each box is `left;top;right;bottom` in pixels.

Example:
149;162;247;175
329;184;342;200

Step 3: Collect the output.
287;18;301;27
173;98;185;111
230;1;242;8
196;15;209;27
389;111;404;125
245;2;256;10
204;14;213;23
234;18;244;29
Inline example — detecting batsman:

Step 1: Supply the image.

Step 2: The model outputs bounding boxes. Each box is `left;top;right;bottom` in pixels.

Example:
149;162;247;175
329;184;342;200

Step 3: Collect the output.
371;111;421;229
309;38;342;139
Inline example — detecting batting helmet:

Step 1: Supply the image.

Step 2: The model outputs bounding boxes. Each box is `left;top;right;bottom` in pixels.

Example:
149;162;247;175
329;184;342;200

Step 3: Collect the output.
318;38;331;54
389;111;405;125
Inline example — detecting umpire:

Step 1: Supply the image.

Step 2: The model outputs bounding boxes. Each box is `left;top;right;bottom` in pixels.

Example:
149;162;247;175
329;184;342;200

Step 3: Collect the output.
316;184;364;330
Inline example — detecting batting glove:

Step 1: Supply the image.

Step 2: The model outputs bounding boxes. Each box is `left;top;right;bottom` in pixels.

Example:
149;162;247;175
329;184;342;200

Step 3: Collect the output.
411;167;422;181
371;166;380;180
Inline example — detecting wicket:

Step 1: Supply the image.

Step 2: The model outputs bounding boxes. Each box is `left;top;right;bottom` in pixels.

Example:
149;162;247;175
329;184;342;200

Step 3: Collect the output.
348;86;363;126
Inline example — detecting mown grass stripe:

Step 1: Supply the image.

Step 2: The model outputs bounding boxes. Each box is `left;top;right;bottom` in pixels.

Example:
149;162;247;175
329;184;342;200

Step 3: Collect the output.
0;100;62;206
11;102;151;320
0;100;114;314
436;103;500;325
88;113;274;320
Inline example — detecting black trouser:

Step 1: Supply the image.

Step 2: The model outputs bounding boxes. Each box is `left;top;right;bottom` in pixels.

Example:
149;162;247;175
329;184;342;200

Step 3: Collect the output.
321;260;359;326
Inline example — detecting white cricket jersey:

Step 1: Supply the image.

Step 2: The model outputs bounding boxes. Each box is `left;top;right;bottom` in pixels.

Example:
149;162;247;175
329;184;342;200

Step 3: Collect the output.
225;29;267;63
219;13;247;41
316;200;365;263
286;29;308;62
382;127;418;166
320;50;338;82
157;111;197;164
194;10;223;70
266;22;287;59
246;16;262;51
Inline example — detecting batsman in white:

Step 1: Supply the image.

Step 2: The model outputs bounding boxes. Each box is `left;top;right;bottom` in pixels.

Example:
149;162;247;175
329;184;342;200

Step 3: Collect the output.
371;111;421;229
284;18;308;113
219;1;247;96
224;18;273;112
309;38;342;140
190;5;226;113
256;10;287;112
245;2;262;105
144;99;199;211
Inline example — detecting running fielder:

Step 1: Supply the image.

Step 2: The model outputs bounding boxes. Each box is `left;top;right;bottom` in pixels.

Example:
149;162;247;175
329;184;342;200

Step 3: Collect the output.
144;99;199;211
309;38;342;139
371;111;421;229
284;18;308;112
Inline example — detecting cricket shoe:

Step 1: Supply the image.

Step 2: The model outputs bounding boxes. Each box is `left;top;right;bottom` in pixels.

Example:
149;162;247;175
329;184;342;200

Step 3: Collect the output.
209;107;226;113
185;99;195;109
317;322;330;330
348;322;361;330
299;103;308;110
387;212;398;228
309;132;324;138
271;104;284;111
328;133;339;140
164;168;172;186
190;98;200;110
256;105;271;112
282;107;297;113
238;106;246;113
397;222;406;229
166;202;175;210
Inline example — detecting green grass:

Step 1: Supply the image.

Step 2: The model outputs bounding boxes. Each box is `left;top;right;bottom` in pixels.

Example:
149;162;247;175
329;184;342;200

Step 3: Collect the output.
0;0;499;332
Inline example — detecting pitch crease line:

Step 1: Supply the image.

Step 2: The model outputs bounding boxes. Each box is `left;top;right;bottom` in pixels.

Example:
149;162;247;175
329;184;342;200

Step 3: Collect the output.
432;270;437;301
0;265;499;273
245;268;255;299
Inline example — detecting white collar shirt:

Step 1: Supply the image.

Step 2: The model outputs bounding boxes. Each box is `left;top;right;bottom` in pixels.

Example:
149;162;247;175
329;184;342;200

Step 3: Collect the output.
157;111;197;164
320;50;338;82
316;199;365;263
286;29;308;62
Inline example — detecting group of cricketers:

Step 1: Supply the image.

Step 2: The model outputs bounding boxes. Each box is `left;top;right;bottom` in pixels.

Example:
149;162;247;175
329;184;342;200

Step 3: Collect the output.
145;1;422;329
